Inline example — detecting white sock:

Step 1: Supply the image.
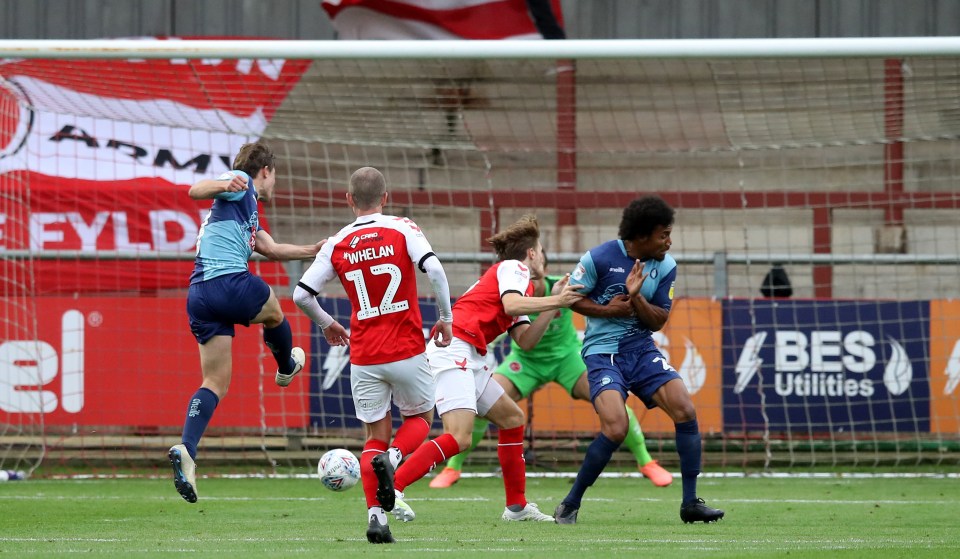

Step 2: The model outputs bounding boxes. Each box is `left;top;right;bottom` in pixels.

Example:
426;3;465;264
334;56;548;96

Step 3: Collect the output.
388;447;402;469
369;506;387;525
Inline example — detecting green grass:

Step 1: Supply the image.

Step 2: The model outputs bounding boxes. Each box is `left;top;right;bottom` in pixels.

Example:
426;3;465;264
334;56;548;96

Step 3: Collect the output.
1;474;957;558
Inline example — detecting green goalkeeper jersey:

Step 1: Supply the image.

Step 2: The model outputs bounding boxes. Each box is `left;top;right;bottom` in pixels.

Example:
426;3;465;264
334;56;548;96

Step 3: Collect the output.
508;275;581;361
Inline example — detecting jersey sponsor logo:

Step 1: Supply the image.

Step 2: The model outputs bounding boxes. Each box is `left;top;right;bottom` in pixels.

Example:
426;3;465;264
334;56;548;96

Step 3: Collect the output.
246;211;259;251
350;232;381;248
343;244;395;264
454;357;468;371
517;262;528;272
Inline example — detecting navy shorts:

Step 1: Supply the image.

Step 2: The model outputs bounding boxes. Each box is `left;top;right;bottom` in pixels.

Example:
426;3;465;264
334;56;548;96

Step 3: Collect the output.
187;272;272;344
584;348;682;408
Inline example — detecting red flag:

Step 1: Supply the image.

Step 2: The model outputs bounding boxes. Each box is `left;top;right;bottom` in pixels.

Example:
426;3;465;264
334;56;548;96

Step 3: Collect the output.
321;0;564;40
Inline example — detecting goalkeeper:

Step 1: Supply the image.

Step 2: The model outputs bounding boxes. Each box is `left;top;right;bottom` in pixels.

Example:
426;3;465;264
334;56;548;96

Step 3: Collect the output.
430;252;672;489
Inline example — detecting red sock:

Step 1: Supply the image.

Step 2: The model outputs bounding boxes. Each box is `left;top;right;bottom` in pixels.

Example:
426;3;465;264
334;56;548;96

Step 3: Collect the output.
360;439;388;508
498;426;527;508
391;416;431;456
394;433;460;492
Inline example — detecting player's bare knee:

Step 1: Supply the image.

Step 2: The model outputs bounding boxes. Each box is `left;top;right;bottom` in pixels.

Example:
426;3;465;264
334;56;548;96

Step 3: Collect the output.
673;403;697;424
492;408;525;430
452;432;474;452
601;421;628;444
262;309;284;329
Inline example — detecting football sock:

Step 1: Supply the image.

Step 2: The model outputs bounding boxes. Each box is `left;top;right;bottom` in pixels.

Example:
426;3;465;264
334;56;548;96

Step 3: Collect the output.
394;433;460;492
263;318;295;374
622;405;654;465
368;506;387;526
445;417;489;471
391;416;431;457
497;425;527;509
361;439;389;508
563;432;619;509
675;419;702;504
180;387;219;460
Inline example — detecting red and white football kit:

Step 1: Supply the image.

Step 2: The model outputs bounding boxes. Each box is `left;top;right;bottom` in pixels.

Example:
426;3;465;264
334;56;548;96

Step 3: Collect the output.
430;259;533;416
297;213;446;423
393;259;539;513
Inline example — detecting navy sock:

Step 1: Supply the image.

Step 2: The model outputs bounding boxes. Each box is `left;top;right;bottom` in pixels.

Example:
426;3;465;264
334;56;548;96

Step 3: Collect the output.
181;387;219;460
263;318;294;374
675;419;702;505
563;433;620;509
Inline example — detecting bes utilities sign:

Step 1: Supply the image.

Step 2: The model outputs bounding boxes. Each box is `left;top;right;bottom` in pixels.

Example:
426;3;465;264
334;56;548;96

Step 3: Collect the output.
722;300;930;432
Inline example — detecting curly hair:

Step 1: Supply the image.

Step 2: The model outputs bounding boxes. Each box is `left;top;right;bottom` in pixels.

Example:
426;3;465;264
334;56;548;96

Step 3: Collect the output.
232;141;275;178
618;196;675;240
487;215;540;262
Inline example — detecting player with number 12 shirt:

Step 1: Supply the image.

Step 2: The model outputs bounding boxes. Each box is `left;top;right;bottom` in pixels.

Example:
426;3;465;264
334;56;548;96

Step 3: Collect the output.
294;167;454;544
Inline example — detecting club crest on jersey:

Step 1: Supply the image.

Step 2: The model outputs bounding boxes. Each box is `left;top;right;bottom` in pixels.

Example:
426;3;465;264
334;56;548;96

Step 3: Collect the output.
572;264;586;281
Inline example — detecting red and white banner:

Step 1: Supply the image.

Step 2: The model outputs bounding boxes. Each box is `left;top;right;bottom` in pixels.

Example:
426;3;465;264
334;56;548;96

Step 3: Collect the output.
0;296;312;428
321;0;564;40
0;175;286;293
0;37;310;293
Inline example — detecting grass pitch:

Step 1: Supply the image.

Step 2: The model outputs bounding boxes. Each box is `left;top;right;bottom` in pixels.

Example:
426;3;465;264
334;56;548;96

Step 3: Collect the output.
0;473;957;558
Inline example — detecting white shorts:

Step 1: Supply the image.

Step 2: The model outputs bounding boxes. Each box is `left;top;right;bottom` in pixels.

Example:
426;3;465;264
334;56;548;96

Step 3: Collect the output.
350;352;435;424
427;337;504;417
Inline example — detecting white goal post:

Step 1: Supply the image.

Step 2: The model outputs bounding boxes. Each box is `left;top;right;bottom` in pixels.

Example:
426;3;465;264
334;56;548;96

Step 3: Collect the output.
2;37;959;476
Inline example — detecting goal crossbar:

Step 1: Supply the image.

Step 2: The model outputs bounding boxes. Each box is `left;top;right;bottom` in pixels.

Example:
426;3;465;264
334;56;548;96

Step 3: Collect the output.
2;37;960;60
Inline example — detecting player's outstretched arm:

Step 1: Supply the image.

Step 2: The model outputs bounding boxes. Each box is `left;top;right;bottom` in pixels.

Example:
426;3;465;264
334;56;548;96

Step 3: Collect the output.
293;284;350;346
502;274;584;316
188;175;247;200
254;230;325;261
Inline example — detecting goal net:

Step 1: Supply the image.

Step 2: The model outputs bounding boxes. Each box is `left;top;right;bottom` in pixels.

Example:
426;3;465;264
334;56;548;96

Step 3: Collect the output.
2;39;959;477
